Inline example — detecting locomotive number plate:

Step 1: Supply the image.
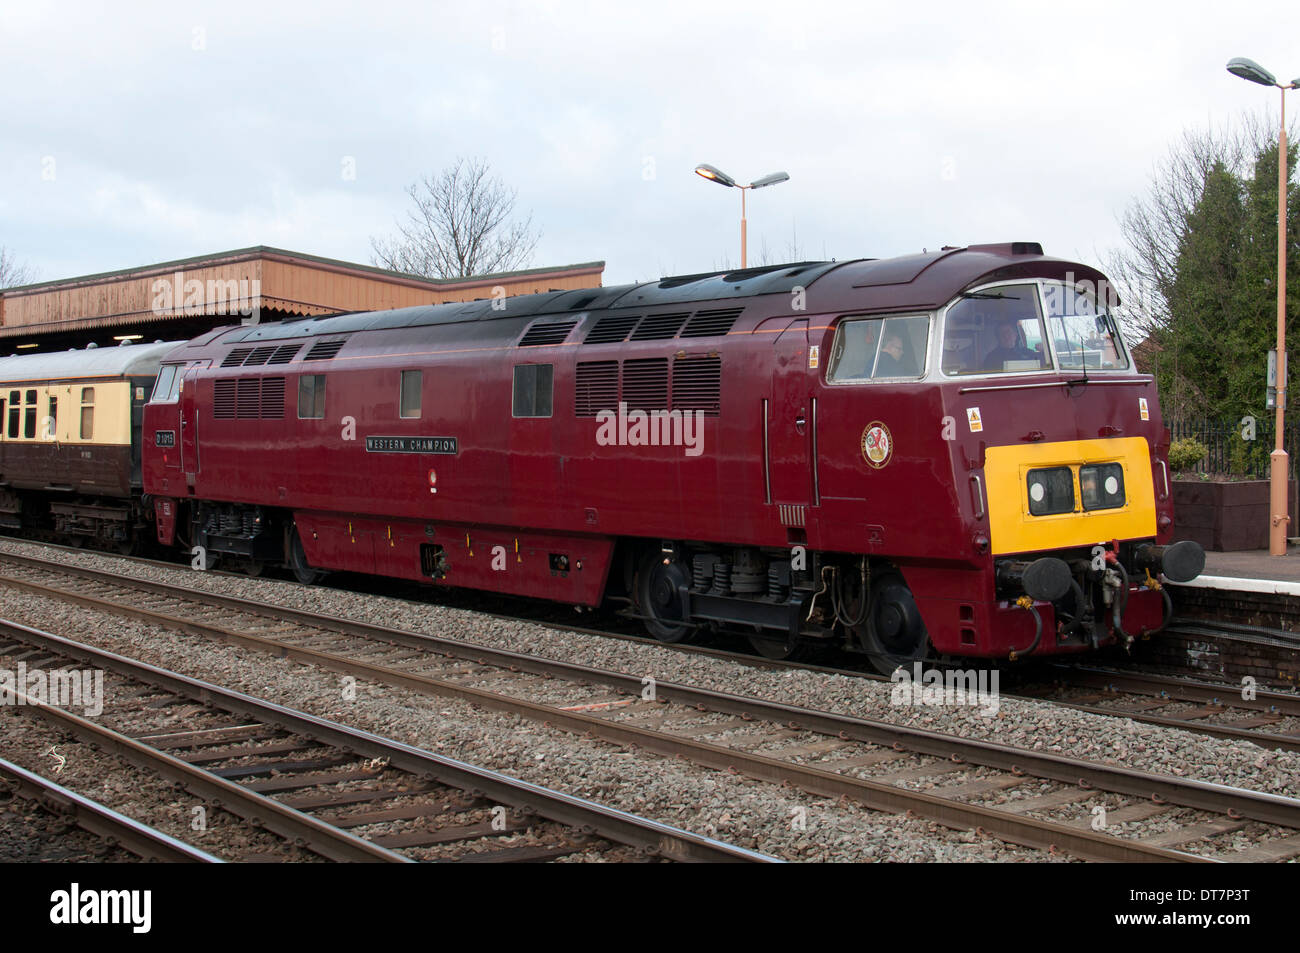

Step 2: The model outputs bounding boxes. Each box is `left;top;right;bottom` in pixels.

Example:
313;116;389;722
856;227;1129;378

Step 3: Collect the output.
155;430;176;448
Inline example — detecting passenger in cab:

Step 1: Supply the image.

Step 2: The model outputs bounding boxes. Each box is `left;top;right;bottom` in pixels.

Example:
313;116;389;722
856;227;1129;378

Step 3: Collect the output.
983;321;1041;370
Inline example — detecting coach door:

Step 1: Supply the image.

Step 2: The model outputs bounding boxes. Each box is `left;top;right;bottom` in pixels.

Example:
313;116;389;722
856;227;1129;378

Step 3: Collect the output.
765;318;818;534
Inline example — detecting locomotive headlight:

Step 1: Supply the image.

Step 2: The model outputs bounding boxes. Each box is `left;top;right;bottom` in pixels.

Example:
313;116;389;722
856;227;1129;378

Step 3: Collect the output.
1026;467;1075;516
1080;463;1125;510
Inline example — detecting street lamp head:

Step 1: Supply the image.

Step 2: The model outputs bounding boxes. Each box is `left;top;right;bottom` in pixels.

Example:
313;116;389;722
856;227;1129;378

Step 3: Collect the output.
748;171;790;189
694;163;736;188
1227;56;1278;87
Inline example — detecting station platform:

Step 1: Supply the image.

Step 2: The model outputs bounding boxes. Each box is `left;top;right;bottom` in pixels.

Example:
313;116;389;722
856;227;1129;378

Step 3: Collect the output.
1173;544;1300;597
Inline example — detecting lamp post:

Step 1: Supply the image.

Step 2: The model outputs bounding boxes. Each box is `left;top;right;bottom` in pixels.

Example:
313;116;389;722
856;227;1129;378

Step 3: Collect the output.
1228;57;1300;555
694;164;789;268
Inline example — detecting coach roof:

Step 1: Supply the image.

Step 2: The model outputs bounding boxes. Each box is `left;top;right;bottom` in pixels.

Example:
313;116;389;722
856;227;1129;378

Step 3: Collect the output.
0;341;179;384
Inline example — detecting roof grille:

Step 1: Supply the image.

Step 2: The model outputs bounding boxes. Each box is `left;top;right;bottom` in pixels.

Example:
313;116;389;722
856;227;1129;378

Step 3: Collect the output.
304;339;348;361
630;312;689;341
221;347;252;368
671;357;722;416
243;345;278;367
574;361;618;417
518;319;578;347
267;344;301;365
621;358;669;411
681;308;742;338
584;314;640;344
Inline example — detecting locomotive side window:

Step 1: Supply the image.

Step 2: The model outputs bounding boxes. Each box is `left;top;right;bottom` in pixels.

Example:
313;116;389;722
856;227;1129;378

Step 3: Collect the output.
79;387;94;440
400;370;422;419
152;365;179;403
827;314;929;382
942;283;1049;375
298;375;326;419
513;364;554;418
1041;282;1129;371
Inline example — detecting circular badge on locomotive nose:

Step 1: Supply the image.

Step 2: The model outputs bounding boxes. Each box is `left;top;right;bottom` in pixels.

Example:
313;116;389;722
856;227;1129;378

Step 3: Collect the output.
861;422;893;468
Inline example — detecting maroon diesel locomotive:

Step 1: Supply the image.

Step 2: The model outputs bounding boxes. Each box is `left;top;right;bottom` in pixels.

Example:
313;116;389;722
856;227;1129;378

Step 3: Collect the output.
128;241;1202;672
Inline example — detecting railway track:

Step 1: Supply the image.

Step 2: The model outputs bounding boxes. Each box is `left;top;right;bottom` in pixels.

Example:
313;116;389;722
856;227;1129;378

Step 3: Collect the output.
0;755;221;862
4;545;1297;754
6;551;1300;861
0;615;772;863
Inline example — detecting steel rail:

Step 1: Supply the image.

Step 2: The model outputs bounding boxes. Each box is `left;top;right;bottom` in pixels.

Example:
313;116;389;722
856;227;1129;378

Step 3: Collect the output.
0;755;224;863
0;616;776;864
0;574;1231;862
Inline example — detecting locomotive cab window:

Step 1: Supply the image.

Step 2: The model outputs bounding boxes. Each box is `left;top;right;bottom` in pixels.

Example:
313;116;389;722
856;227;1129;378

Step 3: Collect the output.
298;375;326;419
152;365;180;403
1041;282;1130;371
942;283;1050;375
400;370;422;419
827;314;930;382
513;364;553;418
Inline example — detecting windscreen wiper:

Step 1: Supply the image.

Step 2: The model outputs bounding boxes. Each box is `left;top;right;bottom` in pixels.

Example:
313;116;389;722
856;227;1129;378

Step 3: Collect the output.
960;291;1020;300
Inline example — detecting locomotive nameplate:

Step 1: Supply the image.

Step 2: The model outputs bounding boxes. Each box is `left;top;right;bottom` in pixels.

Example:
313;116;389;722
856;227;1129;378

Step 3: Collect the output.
155;430;176;448
365;436;458;455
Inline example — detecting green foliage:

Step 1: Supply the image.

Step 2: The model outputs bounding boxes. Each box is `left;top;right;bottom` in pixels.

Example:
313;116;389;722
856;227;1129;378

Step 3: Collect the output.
1141;134;1300;424
1167;437;1208;473
1228;430;1269;476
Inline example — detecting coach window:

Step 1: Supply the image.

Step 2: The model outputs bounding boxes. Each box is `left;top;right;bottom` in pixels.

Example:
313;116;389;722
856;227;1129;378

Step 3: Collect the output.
24;389;37;439
512;364;553;418
298;374;326;419
47;396;56;440
6;392;18;439
827;315;930;382
400;370;422;419
79;387;94;440
941;283;1050;375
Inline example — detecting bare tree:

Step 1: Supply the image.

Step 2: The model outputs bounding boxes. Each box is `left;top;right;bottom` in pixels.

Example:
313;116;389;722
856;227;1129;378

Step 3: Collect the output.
0;246;36;289
370;157;540;279
1104;113;1274;340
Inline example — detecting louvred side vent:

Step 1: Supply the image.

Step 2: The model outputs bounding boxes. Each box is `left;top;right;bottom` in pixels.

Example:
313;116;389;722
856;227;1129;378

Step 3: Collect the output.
671;357;722;416
213;379;236;418
260;377;286;419
621;358;669;410
575;361;618;417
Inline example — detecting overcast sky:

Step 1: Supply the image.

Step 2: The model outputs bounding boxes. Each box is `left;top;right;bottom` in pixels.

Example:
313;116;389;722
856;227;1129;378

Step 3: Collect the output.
2;0;1298;289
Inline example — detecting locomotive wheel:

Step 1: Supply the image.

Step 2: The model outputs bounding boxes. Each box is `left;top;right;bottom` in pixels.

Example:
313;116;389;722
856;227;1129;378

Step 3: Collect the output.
288;526;324;586
860;573;931;675
636;554;693;643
